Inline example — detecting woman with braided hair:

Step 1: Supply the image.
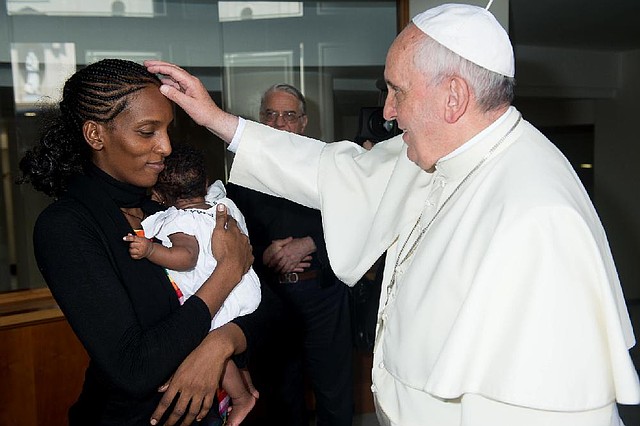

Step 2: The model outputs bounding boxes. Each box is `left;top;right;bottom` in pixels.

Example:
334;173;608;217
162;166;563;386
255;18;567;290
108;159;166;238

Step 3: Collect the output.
19;59;276;426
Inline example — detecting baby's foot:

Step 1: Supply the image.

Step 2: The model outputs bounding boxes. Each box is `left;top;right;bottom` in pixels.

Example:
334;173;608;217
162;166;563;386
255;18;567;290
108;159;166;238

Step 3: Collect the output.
246;383;260;400
225;393;257;426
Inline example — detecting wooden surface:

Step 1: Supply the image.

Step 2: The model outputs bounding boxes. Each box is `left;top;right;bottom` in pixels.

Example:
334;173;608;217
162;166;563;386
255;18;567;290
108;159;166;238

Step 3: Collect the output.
0;290;376;425
0;288;64;329
0;288;89;426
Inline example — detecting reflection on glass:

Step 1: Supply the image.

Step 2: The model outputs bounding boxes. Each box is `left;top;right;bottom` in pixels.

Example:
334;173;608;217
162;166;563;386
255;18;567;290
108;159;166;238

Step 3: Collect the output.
223;50;295;122
10;42;76;109
85;50;161;66
218;1;303;22
7;0;155;17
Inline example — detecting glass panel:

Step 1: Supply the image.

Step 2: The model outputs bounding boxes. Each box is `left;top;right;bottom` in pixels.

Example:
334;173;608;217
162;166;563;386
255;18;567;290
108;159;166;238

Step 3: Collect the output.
0;0;397;292
7;0;157;17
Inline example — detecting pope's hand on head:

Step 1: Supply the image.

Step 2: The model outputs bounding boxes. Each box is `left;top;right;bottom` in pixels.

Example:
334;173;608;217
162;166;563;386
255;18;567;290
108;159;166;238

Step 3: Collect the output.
145;60;220;129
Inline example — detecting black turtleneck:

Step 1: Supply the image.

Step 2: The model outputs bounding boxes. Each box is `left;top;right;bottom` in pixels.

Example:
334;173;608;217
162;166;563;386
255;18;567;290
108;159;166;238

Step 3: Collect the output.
33;167;212;425
32;166;282;425
87;164;162;211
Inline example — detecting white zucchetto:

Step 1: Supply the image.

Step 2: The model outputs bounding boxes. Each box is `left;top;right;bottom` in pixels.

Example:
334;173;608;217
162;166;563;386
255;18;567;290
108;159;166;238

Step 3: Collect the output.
412;3;515;77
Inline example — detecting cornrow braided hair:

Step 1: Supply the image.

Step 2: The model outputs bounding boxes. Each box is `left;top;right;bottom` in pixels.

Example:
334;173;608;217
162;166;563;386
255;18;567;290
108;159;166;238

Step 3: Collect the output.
152;143;207;207
18;59;161;198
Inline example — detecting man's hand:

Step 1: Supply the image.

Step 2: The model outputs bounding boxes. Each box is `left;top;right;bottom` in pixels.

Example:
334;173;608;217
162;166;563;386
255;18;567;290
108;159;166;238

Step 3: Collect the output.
144;60;239;143
263;236;316;274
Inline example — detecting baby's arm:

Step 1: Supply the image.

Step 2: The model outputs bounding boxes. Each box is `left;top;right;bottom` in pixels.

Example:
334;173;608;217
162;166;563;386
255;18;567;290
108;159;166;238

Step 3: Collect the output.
124;232;199;271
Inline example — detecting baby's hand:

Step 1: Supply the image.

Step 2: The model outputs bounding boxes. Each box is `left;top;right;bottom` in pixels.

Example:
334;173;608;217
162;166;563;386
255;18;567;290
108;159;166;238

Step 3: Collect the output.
123;233;155;259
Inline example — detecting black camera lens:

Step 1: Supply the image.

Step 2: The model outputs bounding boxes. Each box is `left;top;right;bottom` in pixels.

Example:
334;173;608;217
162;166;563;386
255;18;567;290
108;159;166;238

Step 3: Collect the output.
356;107;401;143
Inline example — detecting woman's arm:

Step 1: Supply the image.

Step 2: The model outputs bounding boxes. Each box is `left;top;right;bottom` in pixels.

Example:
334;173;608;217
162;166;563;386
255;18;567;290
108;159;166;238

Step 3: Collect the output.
153;272;286;425
151;322;247;425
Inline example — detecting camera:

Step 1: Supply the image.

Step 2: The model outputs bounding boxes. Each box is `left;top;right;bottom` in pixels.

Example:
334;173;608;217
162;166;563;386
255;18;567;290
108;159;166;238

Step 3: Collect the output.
354;79;401;145
355;107;401;145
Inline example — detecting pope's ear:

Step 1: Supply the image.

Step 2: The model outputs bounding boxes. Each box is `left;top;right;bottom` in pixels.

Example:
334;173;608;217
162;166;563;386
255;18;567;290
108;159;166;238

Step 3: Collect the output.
83;121;104;151
444;76;469;124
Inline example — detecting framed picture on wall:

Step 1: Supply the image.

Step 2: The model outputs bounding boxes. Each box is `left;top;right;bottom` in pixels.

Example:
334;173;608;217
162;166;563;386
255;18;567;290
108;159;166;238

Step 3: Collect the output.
7;0;158;17
10;42;76;110
223;50;294;120
218;1;303;22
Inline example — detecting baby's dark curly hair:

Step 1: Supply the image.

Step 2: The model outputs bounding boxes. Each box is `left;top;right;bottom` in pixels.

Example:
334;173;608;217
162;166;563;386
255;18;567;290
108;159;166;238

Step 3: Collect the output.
18;59;161;198
152;144;207;207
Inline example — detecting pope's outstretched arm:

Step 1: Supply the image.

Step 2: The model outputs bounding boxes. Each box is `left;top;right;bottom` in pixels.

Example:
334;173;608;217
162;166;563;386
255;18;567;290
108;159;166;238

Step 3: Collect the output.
145;60;238;143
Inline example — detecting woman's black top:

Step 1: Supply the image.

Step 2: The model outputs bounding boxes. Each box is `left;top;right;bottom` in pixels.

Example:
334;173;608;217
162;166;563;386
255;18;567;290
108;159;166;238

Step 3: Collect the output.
33;170;277;425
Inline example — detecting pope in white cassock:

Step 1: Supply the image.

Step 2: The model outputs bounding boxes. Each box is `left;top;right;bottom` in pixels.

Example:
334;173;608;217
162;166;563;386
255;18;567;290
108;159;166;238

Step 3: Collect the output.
146;3;640;425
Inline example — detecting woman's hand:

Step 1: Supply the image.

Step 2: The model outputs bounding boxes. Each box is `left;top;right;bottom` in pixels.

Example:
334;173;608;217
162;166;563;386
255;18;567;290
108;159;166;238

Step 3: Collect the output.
195;204;254;317
211;204;254;280
150;323;247;426
144;60;239;143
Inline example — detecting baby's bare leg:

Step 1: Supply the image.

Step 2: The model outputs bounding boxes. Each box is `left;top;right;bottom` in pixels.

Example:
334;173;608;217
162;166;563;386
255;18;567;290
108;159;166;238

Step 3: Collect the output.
240;367;260;399
221;361;257;426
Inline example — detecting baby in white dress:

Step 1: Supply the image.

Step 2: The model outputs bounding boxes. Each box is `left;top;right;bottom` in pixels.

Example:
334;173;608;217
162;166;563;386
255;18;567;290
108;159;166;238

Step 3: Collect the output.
125;144;260;426
142;180;261;328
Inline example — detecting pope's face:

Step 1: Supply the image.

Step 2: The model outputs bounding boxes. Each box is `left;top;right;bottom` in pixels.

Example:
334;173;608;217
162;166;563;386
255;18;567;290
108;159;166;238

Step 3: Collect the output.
383;25;449;171
91;85;174;188
260;91;308;135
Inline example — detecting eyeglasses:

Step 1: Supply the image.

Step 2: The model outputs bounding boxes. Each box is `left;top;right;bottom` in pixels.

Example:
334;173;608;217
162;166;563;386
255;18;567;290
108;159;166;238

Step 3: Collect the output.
261;110;304;123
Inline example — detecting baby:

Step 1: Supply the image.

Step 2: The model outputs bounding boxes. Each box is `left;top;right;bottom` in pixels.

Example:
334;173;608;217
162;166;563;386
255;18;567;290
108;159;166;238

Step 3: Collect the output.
125;144;260;425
